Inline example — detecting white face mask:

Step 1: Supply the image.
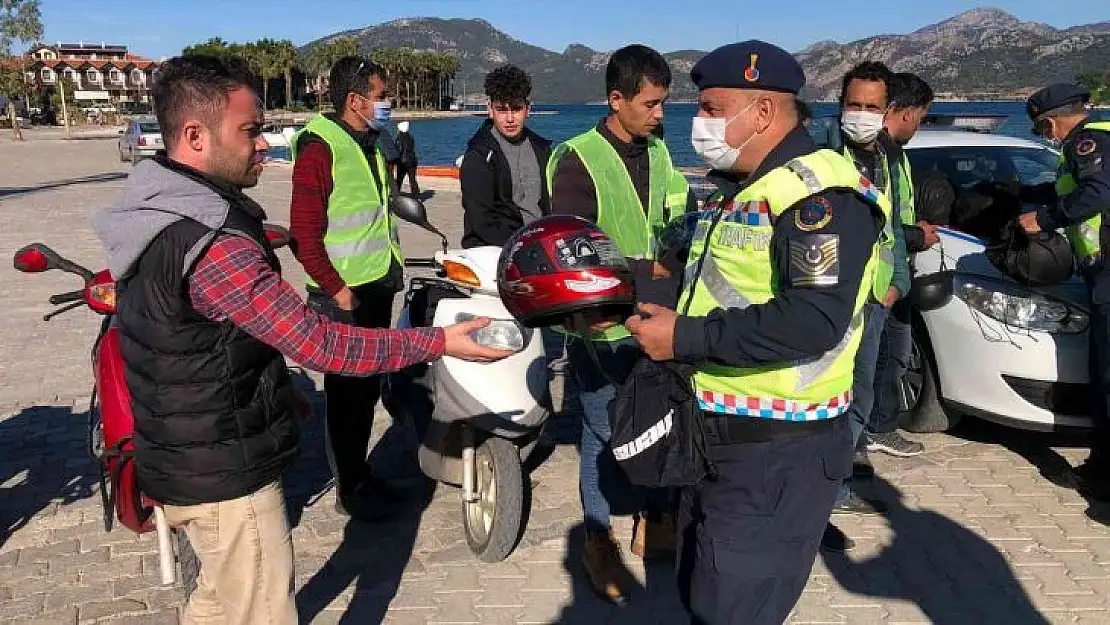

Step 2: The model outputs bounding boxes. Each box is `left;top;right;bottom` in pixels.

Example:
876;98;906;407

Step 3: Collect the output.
841;110;885;144
691;100;758;171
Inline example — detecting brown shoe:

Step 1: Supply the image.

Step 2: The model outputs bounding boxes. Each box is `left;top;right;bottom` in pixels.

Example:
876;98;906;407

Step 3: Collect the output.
582;531;634;604
630;513;677;559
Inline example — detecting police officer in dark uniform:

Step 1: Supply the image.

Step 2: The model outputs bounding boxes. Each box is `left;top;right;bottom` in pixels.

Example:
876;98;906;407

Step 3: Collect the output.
626;41;888;625
1019;83;1110;497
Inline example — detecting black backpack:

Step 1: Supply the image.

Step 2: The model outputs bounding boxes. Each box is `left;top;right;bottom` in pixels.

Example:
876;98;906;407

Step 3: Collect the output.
606;356;717;487
985;219;1074;287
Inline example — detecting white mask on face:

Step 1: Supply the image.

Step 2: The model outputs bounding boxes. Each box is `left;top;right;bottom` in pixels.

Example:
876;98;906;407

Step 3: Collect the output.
841;110;885;144
691;99;759;171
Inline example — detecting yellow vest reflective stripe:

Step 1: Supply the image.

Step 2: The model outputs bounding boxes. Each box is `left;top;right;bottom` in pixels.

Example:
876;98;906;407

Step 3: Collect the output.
1058;120;1110;262
677;150;889;421
839;146;897;299
290;115;402;288
546;128;682;341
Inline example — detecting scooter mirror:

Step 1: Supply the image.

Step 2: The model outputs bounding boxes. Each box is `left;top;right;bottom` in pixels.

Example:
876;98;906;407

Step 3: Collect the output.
13;243;58;273
391;195;431;229
391;195;449;250
263;223;291;249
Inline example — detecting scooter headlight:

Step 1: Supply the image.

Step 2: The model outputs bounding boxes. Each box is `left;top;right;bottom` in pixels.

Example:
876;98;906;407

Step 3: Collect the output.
954;275;1088;334
455;313;528;351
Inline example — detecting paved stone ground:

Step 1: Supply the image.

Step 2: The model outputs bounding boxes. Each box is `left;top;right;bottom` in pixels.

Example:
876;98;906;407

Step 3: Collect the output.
4;136;1110;624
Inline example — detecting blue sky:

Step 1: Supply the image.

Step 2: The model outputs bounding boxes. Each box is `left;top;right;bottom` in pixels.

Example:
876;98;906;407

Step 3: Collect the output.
30;0;1110;59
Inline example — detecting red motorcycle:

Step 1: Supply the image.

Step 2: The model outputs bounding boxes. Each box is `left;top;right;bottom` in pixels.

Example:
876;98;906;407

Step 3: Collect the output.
12;223;291;598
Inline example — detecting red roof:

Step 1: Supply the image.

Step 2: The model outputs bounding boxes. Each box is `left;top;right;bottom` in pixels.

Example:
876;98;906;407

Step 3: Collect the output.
21;58;158;70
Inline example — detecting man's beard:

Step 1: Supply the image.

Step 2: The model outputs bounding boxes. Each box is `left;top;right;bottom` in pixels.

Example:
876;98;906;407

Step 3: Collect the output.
207;146;260;189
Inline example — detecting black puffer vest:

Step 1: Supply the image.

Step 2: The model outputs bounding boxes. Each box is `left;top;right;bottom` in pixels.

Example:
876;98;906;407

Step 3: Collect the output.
117;198;298;506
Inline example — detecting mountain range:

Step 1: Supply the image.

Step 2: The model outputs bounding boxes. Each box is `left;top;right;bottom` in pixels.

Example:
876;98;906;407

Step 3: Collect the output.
300;7;1110;103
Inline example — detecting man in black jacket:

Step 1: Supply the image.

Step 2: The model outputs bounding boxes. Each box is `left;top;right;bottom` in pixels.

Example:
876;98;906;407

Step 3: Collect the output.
460;64;552;248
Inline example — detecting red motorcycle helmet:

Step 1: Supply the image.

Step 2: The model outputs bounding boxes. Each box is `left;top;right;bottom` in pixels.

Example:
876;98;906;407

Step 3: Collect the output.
498;215;635;329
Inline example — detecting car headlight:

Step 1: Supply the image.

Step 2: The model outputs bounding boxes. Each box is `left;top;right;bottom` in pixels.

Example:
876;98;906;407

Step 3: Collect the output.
455;313;527;351
954;275;1088;334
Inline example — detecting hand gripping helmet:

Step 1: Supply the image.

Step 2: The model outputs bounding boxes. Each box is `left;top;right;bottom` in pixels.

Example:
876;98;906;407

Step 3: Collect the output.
497;215;636;328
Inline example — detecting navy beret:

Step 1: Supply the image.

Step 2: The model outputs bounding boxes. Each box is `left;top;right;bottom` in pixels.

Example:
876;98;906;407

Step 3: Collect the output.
1027;83;1090;120
691;40;805;94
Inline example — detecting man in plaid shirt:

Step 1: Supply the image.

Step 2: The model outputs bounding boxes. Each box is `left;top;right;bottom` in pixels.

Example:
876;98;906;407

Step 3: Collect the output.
92;55;510;625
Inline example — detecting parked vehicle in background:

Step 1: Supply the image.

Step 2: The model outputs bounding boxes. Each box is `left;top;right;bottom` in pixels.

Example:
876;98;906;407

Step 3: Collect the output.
118;117;163;164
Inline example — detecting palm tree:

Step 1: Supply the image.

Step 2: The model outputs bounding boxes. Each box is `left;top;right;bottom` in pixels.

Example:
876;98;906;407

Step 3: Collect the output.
182;37;232;58
274;39;296;108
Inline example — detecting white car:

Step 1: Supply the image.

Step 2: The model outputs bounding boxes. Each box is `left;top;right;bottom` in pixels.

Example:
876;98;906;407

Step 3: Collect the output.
901;129;1092;433
118;116;163;164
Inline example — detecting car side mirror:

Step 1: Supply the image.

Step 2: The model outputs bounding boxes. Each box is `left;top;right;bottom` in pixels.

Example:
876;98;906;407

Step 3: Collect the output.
910;269;956;311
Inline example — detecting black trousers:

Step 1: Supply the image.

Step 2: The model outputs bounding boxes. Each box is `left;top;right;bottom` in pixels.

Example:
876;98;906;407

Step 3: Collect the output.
307;281;396;497
1087;275;1110;465
396;164;421;196
677;417;851;625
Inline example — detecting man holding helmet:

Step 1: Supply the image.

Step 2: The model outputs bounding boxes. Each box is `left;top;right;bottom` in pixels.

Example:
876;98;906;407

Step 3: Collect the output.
1020;83;1110;498
625;40;888;624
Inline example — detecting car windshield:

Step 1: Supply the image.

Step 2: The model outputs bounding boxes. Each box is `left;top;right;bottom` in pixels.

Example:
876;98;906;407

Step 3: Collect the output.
139;123;160;133
906;145;1058;191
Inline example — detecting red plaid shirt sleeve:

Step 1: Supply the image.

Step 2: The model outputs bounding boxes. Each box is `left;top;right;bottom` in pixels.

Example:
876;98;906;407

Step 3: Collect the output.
188;234;445;375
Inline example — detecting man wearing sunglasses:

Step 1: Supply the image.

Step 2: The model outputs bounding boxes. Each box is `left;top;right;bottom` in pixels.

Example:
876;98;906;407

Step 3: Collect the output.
289;57;408;522
1019;83;1110;499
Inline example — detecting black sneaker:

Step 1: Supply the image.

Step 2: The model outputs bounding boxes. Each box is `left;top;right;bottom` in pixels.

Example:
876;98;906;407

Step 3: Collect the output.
820;523;855;553
853;450;875;478
866;431;925;458
831;491;887;515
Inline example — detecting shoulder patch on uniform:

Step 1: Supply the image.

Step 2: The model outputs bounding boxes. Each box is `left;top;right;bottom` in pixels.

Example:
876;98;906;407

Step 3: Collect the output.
794;196;834;232
788;234;840;287
1077;136;1098;156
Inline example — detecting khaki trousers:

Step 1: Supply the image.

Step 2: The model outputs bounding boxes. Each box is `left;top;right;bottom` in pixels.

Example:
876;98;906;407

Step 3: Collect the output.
163;480;296;625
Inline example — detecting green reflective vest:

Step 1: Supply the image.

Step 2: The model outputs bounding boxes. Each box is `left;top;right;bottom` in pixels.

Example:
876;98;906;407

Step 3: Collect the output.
839;145;897;300
1057;120;1110;263
677;150;890;421
546;127;689;341
290;115;402;288
896;151;915;232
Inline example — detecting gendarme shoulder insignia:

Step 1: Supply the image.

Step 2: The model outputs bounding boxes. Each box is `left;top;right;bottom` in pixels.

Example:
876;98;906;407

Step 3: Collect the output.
794;196;834;232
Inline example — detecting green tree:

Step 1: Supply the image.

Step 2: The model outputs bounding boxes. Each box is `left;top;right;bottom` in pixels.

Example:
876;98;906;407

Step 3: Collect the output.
0;0;42;140
273;39;296;108
303;36;359;106
1078;72;1109;106
181;37;234;58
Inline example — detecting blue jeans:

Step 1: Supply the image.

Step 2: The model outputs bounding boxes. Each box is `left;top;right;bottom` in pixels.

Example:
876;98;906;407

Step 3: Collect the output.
870;306;913;435
835;302;888;505
567;336;671;534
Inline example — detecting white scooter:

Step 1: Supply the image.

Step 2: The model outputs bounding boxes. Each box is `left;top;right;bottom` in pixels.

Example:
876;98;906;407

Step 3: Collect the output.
384;197;552;562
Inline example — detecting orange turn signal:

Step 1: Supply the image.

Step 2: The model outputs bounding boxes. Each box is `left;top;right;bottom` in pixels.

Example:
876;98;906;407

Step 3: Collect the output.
442;260;481;288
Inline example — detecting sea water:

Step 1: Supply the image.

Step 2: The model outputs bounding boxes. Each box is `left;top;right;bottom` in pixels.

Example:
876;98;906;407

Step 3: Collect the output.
267;102;1108;167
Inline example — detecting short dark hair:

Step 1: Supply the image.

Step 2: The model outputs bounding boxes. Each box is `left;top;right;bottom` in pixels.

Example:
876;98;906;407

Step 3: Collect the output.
484;65;531;105
152;55;257;152
606;44;671;100
889;72;934;110
839;61;894;106
329;56;385;114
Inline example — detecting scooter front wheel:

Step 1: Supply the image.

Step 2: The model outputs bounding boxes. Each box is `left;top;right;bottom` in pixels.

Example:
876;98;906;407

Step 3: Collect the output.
462;438;524;563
